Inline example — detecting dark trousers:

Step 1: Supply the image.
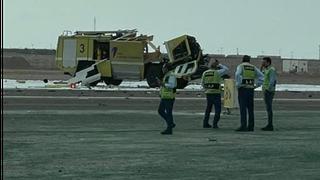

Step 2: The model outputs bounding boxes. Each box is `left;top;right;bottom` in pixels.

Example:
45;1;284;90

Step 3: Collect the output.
264;90;274;126
238;88;254;129
158;99;175;128
203;94;221;126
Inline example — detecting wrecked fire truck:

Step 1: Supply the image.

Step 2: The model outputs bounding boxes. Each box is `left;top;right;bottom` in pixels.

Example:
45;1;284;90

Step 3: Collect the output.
55;29;209;89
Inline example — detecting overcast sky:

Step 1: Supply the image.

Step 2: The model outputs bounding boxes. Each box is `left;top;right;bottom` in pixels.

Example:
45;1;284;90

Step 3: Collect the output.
4;0;320;59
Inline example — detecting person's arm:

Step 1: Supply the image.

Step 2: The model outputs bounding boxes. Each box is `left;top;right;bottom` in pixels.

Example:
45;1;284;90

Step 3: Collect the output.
165;75;177;89
255;67;264;87
235;65;242;88
268;68;277;90
201;72;205;88
217;64;229;77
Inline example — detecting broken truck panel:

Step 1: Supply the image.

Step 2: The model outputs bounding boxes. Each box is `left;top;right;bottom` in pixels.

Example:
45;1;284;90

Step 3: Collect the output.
110;40;145;80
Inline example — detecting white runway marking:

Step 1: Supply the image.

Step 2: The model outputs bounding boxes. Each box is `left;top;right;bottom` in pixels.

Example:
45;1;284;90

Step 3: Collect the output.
3;109;320;115
3;110;205;115
4;79;320;91
3;95;320;101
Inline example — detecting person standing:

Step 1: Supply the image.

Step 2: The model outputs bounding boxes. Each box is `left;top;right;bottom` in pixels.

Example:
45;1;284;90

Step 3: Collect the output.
158;70;177;135
201;60;229;128
235;55;264;131
261;57;277;131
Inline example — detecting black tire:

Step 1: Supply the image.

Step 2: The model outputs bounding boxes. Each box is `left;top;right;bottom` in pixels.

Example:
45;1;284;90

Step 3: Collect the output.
176;78;189;89
104;78;122;86
145;64;163;88
110;79;122;86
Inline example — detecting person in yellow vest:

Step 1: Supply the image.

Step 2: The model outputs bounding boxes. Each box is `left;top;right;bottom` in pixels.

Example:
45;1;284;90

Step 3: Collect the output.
235;55;264;131
157;69;177;135
201;60;229;128
261;57;277;131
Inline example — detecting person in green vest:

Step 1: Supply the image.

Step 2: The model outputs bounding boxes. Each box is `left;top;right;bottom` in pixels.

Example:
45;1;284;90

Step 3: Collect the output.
261;57;277;131
235;55;264;131
201;60;229;128
157;69;177;135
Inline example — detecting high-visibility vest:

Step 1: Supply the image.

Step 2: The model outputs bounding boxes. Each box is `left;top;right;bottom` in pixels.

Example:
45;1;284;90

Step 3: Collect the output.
262;66;276;92
202;69;223;94
240;62;256;88
160;72;177;99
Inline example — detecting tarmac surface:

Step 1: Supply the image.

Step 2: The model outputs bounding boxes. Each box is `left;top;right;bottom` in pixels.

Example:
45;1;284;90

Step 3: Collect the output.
3;89;320;179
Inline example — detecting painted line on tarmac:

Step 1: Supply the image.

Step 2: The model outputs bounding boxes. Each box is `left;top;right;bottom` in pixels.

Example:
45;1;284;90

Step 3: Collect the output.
3;110;205;115
3;130;162;133
3;95;320;101
3;110;320;115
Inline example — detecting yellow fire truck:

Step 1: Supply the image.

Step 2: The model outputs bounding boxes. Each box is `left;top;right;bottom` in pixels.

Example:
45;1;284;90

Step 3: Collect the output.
55;29;208;88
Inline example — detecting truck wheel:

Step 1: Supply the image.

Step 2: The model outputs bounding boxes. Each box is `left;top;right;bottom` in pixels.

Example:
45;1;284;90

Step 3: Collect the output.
146;64;163;88
110;79;122;86
104;78;122;86
176;78;189;89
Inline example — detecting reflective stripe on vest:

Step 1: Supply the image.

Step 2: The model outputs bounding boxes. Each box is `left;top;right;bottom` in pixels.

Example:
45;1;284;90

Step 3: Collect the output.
262;66;276;92
241;63;256;88
160;73;176;99
203;70;222;94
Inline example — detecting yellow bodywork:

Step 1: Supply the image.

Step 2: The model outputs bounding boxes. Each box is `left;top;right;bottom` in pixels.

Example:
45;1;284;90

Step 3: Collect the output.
96;60;112;77
76;37;90;60
55;30;202;88
56;33;113;76
55;31;156;80
110;40;145;79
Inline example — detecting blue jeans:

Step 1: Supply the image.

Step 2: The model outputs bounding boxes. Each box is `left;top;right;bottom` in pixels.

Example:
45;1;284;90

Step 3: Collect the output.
264;90;274;126
158;99;175;128
203;94;221;126
238;87;254;129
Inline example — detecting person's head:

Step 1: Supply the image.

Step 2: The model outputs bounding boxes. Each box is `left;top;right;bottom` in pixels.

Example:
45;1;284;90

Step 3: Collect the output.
208;59;219;69
162;64;171;75
242;55;251;63
262;57;272;67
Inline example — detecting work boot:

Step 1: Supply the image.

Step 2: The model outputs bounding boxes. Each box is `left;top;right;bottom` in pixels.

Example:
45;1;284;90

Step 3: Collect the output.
171;123;176;128
213;123;219;129
203;124;212;128
161;128;172;135
261;125;274;131
247;128;254;132
235;127;247;132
